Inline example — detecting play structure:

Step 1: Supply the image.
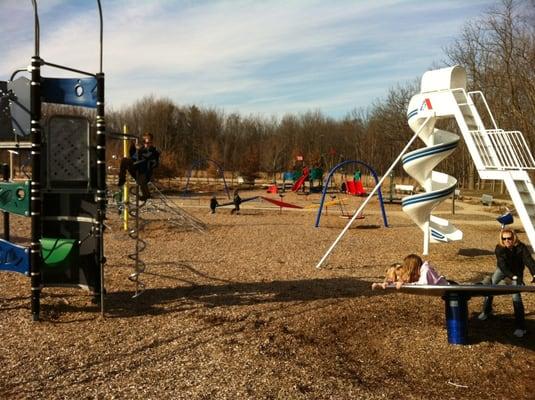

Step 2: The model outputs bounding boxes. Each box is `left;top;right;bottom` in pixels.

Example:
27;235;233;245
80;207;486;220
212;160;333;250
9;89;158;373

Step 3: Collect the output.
315;160;388;228
183;158;230;199
108;130;206;295
317;65;535;268
387;284;535;345
290;167;324;193
404;65;535;253
0;2;205;318
0;1;106;320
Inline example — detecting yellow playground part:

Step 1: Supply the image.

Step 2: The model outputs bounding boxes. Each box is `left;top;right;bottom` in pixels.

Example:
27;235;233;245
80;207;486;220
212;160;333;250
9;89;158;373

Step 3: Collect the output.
122;124;130;231
304;198;346;209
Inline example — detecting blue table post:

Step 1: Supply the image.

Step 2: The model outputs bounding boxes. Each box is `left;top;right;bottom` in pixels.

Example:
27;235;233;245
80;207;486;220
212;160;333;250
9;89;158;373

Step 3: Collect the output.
443;293;468;345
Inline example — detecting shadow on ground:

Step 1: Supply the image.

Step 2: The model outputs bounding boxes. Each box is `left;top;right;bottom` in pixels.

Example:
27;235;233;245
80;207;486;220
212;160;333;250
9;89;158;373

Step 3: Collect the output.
102;275;378;317
468;313;535;350
458;248;494;257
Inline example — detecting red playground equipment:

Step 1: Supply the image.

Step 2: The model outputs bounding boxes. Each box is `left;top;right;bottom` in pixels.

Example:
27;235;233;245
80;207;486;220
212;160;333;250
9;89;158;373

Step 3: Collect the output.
345;180;366;196
291;167;310;192
266;184;278;194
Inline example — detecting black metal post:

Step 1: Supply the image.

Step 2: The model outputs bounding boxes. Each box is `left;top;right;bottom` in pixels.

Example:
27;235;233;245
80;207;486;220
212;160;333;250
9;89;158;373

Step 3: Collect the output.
30;55;42;321
2;163;10;241
95;73;106;317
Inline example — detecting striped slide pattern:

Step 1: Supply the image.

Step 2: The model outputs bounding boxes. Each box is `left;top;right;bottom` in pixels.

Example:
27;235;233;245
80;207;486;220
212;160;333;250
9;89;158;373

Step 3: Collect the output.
402;93;463;244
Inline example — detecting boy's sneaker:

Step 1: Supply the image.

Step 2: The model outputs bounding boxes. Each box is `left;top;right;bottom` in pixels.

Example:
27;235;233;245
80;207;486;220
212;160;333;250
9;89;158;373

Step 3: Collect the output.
478;312;489;321
513;329;527;338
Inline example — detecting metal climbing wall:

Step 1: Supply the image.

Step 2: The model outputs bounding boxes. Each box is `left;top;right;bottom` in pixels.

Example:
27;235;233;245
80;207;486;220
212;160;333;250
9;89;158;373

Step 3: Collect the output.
40;115;100;290
46;116;91;188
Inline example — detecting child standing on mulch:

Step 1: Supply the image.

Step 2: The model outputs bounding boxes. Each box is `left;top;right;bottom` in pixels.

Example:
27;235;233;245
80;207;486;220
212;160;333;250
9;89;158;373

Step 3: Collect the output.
230;190;242;215
210;196;219;214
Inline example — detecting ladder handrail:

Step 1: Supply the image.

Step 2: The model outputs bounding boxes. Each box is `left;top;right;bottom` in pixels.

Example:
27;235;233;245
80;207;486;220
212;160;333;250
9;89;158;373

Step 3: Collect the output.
467;91;498;130
469;129;535;170
450;88;535;170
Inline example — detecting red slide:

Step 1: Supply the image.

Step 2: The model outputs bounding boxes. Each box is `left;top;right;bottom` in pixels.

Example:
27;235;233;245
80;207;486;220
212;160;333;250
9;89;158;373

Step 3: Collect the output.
291;167;310;192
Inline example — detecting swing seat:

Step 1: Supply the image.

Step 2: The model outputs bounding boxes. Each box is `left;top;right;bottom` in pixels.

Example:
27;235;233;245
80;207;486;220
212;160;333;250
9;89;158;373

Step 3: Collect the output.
496;212;513;226
40;238;78;268
340;213;364;219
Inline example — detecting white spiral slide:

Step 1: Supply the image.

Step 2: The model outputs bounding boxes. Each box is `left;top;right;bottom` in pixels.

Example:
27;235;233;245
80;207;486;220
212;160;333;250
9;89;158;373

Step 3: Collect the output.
402;67;463;254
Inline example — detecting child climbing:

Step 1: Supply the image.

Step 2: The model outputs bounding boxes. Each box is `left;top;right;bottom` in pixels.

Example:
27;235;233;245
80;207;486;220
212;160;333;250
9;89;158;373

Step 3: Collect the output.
117;132;160;201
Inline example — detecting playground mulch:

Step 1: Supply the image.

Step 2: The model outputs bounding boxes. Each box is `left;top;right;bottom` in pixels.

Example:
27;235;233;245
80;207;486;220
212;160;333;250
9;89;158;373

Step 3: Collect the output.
0;190;534;399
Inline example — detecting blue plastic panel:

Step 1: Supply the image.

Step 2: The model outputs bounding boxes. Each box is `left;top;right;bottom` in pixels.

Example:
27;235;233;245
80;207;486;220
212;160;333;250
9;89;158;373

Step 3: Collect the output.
0;239;29;275
41;77;97;108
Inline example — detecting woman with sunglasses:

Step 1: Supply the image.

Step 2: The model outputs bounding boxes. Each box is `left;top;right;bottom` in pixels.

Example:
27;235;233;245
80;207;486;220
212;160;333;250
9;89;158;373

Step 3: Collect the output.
479;228;535;338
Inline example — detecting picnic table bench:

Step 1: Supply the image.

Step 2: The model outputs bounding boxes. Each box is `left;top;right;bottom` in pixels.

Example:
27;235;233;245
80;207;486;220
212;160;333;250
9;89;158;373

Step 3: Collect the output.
394;184;414;195
481;194;493;206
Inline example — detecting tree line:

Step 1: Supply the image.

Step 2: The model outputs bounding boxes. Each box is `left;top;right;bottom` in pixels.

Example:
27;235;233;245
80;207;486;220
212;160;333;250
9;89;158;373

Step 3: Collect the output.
40;0;535;190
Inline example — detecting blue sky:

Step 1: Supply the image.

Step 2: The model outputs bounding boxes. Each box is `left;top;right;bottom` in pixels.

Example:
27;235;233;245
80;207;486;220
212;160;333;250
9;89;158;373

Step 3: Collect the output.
0;0;495;118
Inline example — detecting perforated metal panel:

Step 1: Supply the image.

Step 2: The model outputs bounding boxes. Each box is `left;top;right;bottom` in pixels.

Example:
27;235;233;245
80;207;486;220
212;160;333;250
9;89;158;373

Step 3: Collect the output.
47;116;91;185
0;81;14;139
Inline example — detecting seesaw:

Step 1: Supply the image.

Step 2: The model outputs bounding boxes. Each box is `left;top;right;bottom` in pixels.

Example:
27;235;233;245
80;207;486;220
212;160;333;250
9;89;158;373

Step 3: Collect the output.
385;284;535;345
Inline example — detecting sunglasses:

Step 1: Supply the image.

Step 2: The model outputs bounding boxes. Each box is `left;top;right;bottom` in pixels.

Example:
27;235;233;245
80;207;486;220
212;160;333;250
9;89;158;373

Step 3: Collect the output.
502;236;513;241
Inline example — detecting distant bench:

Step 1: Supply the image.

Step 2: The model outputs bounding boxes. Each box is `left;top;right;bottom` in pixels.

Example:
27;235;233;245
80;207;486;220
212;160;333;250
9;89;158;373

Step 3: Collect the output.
395;184;414;195
481;194;493;206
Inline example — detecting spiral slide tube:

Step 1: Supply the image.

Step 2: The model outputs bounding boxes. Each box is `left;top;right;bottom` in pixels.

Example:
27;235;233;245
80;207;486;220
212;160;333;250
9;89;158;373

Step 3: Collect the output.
402;94;462;254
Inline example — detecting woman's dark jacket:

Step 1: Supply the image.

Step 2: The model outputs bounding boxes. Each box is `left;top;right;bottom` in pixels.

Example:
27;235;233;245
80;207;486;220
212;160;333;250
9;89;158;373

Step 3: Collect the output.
495;241;535;283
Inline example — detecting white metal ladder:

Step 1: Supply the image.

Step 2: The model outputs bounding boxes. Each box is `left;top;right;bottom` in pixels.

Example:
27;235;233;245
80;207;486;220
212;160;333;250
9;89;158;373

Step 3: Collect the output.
451;89;535;249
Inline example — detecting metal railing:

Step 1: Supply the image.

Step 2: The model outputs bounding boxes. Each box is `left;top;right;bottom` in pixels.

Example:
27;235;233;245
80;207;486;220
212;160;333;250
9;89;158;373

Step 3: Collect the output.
469;129;535;170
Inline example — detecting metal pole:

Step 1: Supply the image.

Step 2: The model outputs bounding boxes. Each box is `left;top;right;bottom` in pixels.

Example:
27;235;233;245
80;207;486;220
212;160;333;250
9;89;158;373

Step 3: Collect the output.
95;73;106;318
29;56;42;321
8;150;16;182
95;0;106;318
123;125;129;231
2;163;10;241
29;0;42;321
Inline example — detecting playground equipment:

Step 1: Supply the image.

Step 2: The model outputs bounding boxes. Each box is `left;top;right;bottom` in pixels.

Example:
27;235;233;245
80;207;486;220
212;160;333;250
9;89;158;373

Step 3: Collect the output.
317;65;535;267
496;208;514;228
315;160;388;228
342;170;366;196
402;67;463;253
344;180;366;196
405;65;535;253
282;171;295;191
107;127;140;231
261;196;302;209
387;284;535;345
0;1;106;320
291;167;309;192
145;183;206;230
290;167;323;193
183;158;230;199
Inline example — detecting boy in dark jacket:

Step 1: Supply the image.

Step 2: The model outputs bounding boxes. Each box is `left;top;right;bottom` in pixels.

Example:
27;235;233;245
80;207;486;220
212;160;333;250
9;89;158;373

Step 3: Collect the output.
118;132;160;201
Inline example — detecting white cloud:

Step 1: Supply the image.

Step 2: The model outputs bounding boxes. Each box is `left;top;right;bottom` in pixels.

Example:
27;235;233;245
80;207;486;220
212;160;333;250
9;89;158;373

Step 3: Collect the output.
0;0;495;117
